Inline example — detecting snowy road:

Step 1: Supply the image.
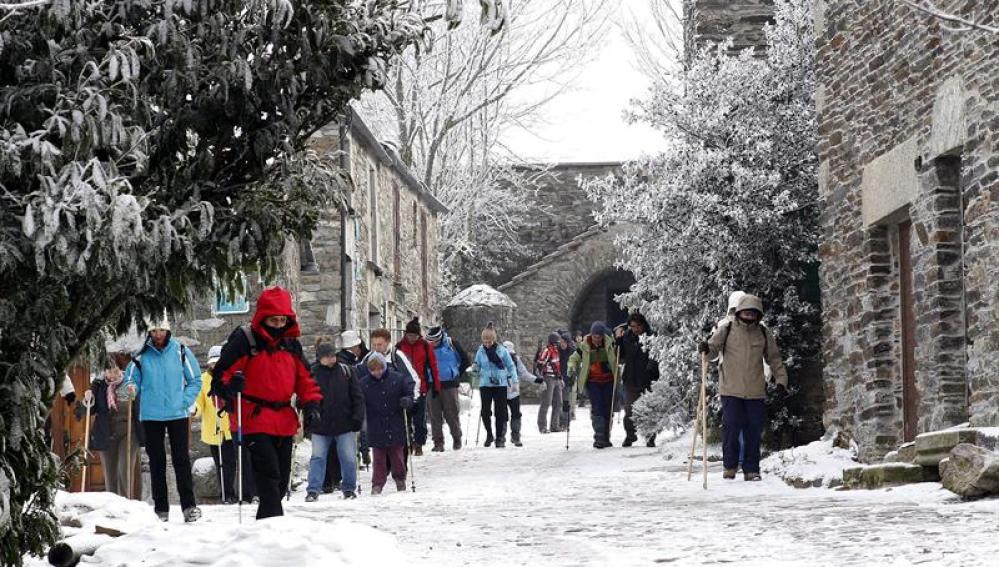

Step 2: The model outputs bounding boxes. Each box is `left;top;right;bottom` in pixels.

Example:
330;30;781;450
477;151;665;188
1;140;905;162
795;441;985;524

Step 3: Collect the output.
41;405;999;567
202;405;999;567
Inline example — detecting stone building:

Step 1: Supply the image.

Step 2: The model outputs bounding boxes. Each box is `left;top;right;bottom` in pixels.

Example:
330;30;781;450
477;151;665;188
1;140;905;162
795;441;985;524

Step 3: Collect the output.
683;0;775;56
173;108;445;361
816;1;999;461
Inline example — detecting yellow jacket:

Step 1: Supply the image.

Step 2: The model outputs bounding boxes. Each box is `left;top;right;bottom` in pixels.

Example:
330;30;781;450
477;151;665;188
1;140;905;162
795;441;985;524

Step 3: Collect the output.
194;371;231;445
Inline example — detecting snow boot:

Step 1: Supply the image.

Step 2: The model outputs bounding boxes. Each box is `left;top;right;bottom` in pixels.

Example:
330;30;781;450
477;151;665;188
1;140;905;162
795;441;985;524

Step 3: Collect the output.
305;492;319;502
482;417;494;447
512;439;523;447
396;480;407;492
453;438;462;450
646;435;657;448
156;510;169;522
343;491;357;500
413;445;424;457
495;439;506;448
540;427;549;435
371;485;383;495
432;443;445;452
495;422;508;449
723;468;737;480
182;506;201;523
622;434;637;447
744;472;762;482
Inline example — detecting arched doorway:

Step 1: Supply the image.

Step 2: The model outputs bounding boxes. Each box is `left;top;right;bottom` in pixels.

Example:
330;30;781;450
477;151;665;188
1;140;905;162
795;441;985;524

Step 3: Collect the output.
569;268;636;336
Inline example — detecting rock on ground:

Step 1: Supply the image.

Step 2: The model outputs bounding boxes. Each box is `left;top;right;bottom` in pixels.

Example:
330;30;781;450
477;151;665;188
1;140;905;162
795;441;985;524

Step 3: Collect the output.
941;443;999;498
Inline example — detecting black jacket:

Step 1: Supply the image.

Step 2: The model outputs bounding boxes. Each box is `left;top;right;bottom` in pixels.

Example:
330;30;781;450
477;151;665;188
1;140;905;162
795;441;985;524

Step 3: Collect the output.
309;361;365;437
617;331;660;391
76;378;145;450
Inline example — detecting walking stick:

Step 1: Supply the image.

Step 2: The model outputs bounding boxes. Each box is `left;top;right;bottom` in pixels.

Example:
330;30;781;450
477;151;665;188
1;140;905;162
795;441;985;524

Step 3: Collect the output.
700;353;709;490
81;395;94;491
126;398;134;499
403;408;416;492
213;396;226;504
237;391;244;524
608;345;620;438
355;432;362;495
686;380;702;482
565;395;572;451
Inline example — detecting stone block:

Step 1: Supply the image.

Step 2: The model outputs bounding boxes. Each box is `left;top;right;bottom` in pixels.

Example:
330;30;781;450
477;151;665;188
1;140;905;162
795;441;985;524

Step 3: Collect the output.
843;463;936;489
842;466;865;489
897;442;917;463
192;457;220;500
941;443;999;498
915;428;986;466
861;136;920;226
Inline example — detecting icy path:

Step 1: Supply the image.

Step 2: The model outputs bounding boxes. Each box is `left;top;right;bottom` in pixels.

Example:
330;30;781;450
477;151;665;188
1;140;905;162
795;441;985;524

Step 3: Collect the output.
201;405;999;567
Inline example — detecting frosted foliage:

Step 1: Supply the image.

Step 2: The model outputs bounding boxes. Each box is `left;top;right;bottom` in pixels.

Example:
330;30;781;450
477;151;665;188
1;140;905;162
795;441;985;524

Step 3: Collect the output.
447;284;516;308
586;0;820;437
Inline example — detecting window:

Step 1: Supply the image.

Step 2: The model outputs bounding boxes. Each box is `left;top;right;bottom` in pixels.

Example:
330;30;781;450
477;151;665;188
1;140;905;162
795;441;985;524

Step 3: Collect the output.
214;273;249;315
368;162;379;265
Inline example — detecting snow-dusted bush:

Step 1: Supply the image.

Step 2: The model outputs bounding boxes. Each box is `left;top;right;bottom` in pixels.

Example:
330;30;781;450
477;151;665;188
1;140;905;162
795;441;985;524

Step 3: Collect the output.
587;0;820;439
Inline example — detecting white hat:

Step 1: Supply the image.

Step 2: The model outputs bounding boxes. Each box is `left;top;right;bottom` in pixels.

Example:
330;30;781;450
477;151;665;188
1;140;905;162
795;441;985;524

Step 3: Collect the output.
145;312;171;332
340;330;362;349
207;345;223;365
502;340;516;354
727;291;747;315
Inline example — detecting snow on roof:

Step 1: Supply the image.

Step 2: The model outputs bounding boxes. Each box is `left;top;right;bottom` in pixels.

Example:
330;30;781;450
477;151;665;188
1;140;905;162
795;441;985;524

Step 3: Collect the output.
105;330;146;354
447;284;516;308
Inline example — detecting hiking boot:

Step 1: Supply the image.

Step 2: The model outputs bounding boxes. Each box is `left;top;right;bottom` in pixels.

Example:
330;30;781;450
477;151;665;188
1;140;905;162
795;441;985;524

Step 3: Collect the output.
540;428;549;434
182;506;201;523
495;440;506;448
512;439;523;447
156;510;169;522
343;491;357;500
305;491;319;502
362;451;371;466
622;435;637;447
723;468;737;480
396;480;407;492
453;439;463;450
744;472;762;482
484;435;494;447
646;435;657;448
371;485;383;495
413;445;424;457
322;483;337;494
432;443;445;452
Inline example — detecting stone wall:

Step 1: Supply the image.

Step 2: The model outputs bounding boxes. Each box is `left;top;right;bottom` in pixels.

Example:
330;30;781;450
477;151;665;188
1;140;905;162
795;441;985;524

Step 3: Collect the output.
491;163;619;285
683;0;775;55
817;0;999;461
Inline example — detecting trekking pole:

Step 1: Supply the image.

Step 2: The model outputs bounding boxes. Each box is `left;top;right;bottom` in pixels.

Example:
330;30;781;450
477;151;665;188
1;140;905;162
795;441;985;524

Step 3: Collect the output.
80;394;94;491
213;396;226;504
700;353;709;490
475;400;482;447
355;432;362;495
687;368;703;482
237;391;244;524
609;346;620;438
403;408;417;492
127;397;134;499
565;395;572;451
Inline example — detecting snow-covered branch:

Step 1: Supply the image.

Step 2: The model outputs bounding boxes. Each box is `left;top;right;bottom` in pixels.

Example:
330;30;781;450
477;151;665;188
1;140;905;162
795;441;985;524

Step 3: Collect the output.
896;0;999;34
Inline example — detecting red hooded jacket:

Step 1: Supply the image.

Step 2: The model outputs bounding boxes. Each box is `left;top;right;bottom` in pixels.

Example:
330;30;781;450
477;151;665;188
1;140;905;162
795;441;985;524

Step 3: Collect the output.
396;337;441;395
212;287;322;437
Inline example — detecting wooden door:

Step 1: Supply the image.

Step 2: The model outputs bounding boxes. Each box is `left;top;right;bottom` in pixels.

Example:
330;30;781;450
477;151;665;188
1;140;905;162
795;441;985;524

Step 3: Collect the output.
899;220;919;442
51;364;106;492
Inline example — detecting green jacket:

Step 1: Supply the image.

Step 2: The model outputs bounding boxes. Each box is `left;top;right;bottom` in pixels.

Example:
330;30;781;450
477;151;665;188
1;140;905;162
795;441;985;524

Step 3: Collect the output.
567;334;620;390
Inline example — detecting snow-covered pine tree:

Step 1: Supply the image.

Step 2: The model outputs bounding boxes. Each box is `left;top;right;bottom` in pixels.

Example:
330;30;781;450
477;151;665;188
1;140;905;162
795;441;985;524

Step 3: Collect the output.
585;0;820;440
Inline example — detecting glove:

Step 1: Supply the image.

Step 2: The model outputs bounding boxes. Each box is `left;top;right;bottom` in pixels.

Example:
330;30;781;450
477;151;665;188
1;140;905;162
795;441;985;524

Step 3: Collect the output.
400;396;414;410
774;383;788;397
534;376;544;385
230;371;246;394
698;341;710;354
350;419;363;432
64;392;77;406
302;404;321;432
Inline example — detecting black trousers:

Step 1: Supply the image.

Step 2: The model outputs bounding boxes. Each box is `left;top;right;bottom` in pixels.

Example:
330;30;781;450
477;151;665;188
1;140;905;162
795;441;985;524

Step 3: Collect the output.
210;439;256;502
245;433;293;519
479;387;508;442
324;442;342;489
506;396;522;442
143;418;196;513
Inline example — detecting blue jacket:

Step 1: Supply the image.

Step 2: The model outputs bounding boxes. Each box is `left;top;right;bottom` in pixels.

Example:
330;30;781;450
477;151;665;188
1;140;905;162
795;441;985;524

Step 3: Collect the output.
474;344;517;388
358;364;415;449
125;336;201;422
434;333;469;382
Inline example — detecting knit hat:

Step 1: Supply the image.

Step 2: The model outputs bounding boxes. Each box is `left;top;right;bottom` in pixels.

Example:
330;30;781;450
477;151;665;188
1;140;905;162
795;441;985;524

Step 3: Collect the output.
426;326;444;342
502;340;516;354
340;330;361;349
145;312;171;332
207;345;223;365
590;321;608;336
547;332;560;345
558;329;572;342
316;342;336;359
405;317;422;336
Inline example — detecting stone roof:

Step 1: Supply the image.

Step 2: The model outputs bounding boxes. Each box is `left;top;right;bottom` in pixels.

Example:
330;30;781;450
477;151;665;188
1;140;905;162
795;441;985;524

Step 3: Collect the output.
447;284;516;308
498;224;608;291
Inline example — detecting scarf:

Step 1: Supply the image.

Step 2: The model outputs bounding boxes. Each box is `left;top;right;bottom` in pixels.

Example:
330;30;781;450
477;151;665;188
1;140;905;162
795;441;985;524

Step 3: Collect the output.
484;344;505;370
106;369;124;411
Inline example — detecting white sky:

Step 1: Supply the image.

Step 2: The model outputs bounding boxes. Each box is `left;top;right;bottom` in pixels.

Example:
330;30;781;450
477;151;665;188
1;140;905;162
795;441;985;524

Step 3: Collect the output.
499;2;670;164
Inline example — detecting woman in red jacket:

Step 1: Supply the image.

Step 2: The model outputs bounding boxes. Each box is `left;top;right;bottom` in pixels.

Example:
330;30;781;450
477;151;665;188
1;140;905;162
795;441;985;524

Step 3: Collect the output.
212;286;322;519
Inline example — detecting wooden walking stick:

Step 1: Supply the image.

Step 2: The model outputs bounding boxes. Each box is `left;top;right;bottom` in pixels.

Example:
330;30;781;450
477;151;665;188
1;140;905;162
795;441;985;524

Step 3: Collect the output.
686;378;702;482
608;345;620;438
81;394;95;491
700;352;709;490
126;398;133;499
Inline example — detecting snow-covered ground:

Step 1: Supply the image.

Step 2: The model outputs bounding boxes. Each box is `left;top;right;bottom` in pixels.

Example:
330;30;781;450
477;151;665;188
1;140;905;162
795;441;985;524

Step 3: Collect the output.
27;406;999;566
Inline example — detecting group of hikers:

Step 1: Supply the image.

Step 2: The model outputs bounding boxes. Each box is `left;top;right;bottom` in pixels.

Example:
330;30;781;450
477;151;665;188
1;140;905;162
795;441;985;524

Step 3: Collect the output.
70;285;786;523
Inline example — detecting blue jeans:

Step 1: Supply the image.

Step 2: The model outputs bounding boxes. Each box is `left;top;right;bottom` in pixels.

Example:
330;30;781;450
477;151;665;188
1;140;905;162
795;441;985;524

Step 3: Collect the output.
307;433;358;494
721;396;765;473
586;381;614;441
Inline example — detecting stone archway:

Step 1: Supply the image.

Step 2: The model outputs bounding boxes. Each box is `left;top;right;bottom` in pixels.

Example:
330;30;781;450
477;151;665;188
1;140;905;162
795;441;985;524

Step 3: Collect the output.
499;224;631;357
569;268;637;336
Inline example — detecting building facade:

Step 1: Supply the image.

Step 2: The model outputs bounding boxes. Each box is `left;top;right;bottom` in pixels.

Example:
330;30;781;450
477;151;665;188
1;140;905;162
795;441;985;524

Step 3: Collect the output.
174;108;445;360
816;1;999;460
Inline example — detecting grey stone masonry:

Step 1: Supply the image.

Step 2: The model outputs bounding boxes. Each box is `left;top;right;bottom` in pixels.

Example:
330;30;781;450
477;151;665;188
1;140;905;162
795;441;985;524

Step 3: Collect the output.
817;1;999;461
683;0;775;56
